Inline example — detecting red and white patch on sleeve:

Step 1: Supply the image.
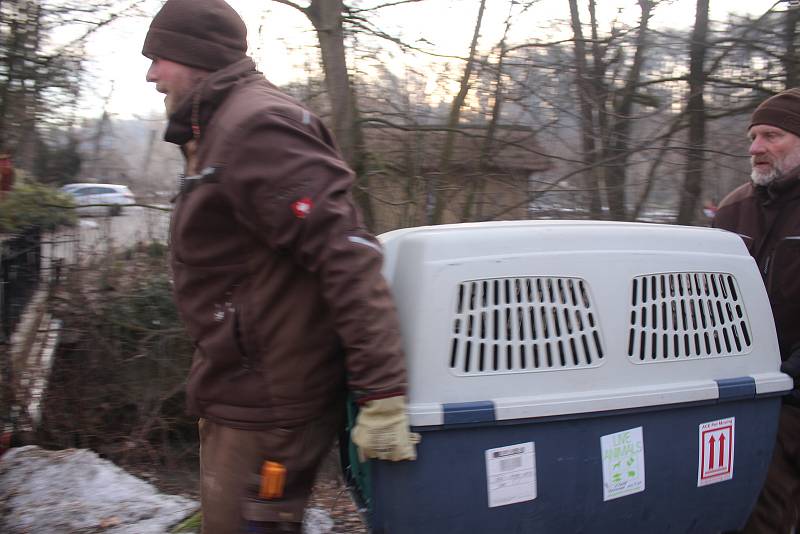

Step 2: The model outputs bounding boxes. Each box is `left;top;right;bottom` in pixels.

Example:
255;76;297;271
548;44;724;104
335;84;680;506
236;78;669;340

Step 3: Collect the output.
291;197;313;219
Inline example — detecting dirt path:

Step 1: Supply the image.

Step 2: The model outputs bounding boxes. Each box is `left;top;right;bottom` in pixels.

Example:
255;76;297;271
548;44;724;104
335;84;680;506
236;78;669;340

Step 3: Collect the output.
305;448;368;533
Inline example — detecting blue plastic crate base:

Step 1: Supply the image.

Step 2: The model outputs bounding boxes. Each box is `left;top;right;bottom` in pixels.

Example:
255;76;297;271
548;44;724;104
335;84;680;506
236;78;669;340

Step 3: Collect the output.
363;396;780;534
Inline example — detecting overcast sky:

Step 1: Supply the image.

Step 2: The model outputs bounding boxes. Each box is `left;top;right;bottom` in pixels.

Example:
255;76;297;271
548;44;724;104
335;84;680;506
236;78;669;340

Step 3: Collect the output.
76;0;776;120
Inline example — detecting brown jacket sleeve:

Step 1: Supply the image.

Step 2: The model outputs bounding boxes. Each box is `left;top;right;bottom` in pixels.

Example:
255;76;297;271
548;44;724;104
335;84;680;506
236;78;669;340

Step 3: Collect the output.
222;110;407;401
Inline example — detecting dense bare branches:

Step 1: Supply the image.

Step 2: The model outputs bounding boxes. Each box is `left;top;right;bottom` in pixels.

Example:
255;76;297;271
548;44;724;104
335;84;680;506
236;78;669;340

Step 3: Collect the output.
7;0;799;229
0;0;151;182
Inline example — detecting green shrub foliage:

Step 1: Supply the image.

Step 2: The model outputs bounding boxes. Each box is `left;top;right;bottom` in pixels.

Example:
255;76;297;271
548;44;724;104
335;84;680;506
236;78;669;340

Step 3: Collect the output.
0;179;77;233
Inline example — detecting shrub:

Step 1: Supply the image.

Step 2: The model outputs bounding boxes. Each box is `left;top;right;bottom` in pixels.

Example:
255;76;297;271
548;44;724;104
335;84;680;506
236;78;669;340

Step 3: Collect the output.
36;244;196;475
0;177;77;233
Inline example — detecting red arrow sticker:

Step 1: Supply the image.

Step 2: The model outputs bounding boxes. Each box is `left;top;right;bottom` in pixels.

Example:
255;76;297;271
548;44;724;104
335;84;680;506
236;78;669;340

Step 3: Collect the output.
697;417;735;487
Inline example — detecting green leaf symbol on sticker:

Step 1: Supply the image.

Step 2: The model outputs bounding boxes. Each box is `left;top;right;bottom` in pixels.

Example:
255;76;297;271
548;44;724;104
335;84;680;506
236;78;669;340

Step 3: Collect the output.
627;471;636;478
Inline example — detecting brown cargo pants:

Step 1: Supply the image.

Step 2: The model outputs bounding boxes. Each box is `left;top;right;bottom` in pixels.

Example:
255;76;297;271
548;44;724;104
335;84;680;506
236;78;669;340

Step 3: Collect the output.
198;407;344;534
743;404;800;534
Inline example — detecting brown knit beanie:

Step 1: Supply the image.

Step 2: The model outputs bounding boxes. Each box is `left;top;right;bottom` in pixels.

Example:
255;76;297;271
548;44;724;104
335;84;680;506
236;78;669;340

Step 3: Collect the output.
142;0;247;71
749;88;800;138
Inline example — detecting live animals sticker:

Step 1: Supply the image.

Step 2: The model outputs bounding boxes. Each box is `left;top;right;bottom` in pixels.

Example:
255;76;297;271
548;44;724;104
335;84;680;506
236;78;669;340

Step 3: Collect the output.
600;426;646;501
485;442;537;508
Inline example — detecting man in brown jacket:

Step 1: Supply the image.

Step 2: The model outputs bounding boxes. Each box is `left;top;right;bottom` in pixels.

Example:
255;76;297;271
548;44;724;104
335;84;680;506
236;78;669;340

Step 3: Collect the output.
713;88;800;533
142;1;418;532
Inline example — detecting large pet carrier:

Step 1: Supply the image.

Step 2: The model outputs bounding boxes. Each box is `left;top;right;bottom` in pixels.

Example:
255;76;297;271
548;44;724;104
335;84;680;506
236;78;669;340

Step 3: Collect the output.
343;221;791;533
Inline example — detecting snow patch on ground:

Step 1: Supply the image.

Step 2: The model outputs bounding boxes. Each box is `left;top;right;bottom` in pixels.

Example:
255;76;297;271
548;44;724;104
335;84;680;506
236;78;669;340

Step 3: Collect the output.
0;446;198;533
0;446;337;533
304;507;335;534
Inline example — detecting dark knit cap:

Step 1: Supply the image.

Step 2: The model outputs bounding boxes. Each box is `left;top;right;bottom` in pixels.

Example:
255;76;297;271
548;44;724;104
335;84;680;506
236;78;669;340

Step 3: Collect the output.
142;0;247;71
749;88;800;138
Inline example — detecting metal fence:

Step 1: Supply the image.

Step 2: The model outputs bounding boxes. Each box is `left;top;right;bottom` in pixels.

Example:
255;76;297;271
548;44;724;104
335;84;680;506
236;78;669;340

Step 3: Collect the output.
0;216;148;345
0;227;42;343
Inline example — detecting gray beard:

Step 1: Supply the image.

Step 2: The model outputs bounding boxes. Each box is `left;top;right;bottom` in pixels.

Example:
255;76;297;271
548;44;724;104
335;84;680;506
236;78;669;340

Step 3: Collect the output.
751;167;779;186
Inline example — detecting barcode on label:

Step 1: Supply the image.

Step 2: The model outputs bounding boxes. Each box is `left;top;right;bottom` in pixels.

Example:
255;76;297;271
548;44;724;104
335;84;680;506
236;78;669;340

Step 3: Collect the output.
500;456;522;471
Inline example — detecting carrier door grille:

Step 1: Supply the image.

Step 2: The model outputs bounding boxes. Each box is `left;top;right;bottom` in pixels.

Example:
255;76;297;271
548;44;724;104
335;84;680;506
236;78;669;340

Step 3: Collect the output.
627;272;752;362
449;277;605;375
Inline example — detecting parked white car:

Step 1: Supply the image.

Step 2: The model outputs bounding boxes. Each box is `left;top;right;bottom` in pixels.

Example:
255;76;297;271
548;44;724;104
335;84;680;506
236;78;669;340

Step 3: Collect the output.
60;183;136;216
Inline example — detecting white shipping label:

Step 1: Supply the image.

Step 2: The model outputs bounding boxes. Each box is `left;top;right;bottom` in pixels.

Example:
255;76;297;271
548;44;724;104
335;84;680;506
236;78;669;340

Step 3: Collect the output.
485;441;537;508
600;426;646;501
697;417;735;487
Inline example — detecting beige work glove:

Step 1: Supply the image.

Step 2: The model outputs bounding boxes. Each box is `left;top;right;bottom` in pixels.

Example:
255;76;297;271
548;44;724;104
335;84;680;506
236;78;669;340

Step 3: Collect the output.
351;395;421;462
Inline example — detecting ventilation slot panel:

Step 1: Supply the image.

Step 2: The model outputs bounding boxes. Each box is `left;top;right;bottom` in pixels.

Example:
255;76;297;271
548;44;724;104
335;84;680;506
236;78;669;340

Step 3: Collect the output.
449;277;604;375
627;272;751;362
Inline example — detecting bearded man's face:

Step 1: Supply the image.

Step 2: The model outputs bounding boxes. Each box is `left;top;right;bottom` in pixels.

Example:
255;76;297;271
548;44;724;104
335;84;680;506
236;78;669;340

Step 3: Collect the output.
749;124;800;186
145;58;208;117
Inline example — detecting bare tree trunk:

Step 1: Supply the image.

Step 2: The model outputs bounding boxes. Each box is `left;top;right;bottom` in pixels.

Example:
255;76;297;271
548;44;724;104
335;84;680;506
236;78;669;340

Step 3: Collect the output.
464;3;513;222
586;0;608;218
677;0;709;226
784;3;800;88
631;131;674;221
272;0;373;228
569;0;603;219
305;0;357;164
405;129;422;227
12;1;44;170
303;0;373;228
0;4;24;153
468;44;503;222
88;90;112;179
432;0;486;224
605;0;652;221
140;128;157;189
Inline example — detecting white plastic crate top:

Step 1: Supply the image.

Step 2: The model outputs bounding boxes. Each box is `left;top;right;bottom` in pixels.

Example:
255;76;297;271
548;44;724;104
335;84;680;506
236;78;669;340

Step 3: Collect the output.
378;220;792;427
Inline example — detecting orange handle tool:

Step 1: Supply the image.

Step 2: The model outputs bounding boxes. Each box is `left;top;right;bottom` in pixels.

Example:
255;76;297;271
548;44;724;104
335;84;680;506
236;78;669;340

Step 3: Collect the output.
259;461;286;500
